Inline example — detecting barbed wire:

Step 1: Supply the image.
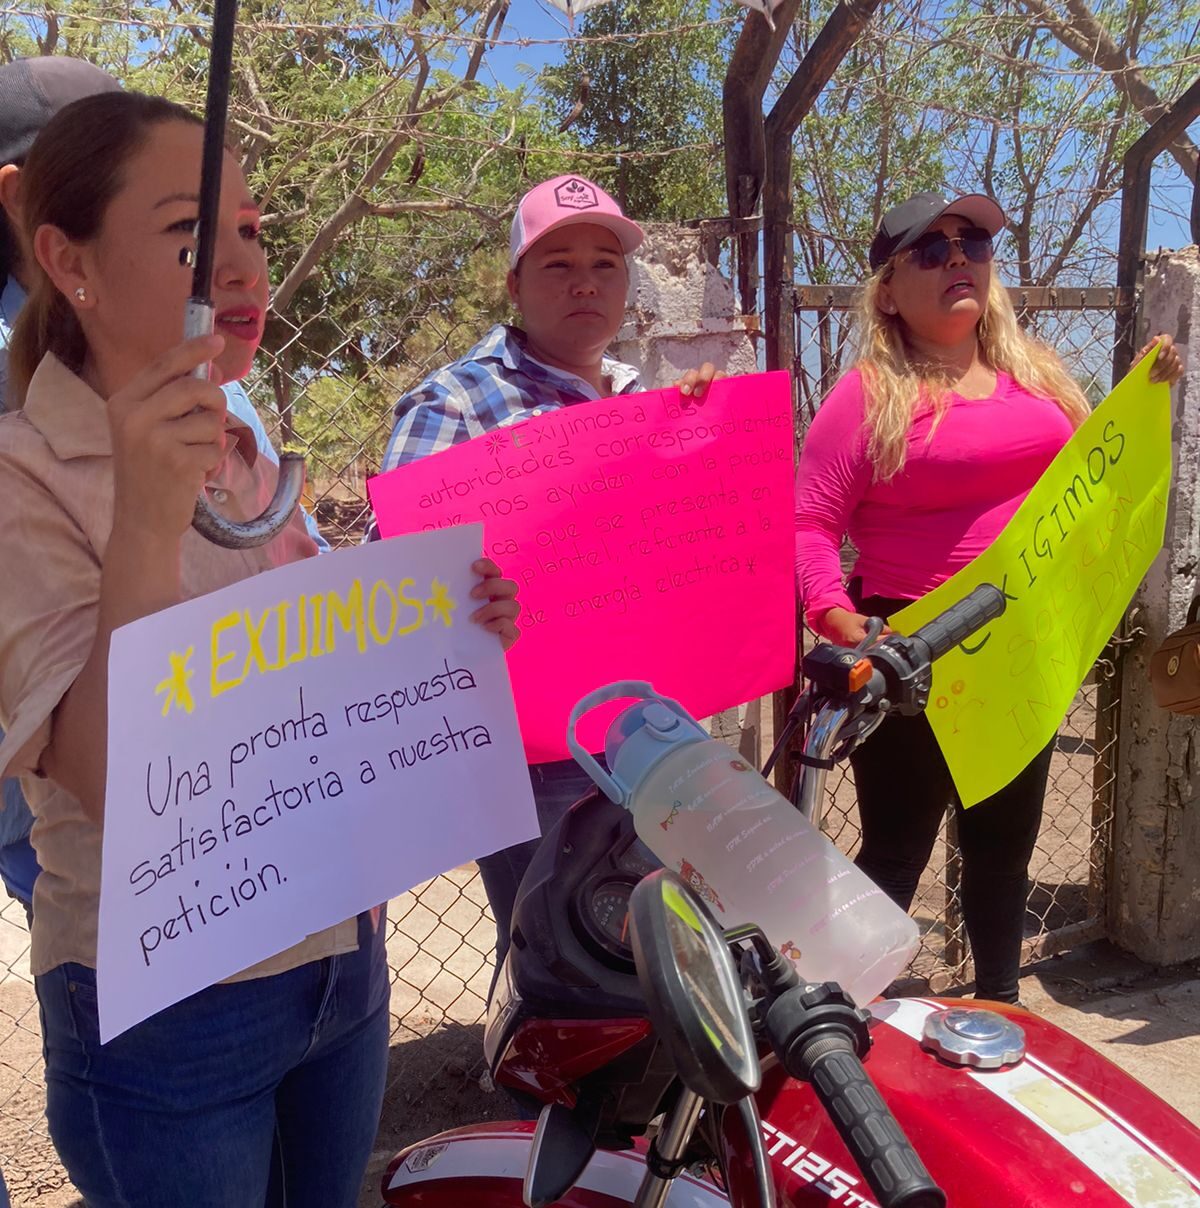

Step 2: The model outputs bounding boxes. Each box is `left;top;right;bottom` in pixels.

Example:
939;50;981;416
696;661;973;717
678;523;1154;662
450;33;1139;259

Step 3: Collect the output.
782;0;1200;82
0;7;739;47
5;2;1196;106
216;74;1128;157
789;75;1130;137
876;0;1200;77
238;110;721;164
4;1;1197;86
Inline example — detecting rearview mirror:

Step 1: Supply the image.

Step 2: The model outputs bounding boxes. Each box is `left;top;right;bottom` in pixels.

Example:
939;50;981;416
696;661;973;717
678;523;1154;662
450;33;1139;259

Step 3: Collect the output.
629;870;760;1104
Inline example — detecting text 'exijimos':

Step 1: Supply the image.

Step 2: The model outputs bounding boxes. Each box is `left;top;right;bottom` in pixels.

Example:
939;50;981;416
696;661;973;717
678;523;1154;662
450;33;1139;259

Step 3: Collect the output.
154;576;458;717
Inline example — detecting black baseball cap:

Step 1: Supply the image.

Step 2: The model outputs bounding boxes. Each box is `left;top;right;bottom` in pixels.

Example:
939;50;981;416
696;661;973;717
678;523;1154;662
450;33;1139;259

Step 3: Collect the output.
0;57;120;166
869;191;1006;271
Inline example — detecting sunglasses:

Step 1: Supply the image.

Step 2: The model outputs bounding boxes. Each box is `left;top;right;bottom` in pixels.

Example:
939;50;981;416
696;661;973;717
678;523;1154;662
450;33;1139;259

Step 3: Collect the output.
902;227;995;271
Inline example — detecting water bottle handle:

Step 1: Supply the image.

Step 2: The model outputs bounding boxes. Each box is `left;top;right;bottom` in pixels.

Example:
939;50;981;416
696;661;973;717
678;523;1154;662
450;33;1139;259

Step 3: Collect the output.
566;680;690;804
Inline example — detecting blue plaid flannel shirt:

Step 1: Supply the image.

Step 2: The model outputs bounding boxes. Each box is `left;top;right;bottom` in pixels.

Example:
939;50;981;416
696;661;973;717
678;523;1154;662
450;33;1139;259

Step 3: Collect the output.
379;324;641;474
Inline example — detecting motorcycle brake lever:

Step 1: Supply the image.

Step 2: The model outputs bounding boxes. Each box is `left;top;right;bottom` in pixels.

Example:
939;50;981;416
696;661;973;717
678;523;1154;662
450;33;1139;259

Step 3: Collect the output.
854;615;886;651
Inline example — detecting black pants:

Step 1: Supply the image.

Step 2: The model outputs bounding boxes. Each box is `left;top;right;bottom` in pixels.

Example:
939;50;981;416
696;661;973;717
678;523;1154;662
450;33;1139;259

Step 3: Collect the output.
849;594;1053;1002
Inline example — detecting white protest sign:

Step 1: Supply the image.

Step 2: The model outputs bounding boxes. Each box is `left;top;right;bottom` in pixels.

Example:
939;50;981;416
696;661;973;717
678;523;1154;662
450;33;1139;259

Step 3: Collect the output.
98;524;536;1042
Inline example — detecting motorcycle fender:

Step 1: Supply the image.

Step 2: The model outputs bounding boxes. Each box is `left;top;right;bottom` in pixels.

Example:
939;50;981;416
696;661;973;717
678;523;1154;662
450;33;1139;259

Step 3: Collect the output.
382;1122;730;1206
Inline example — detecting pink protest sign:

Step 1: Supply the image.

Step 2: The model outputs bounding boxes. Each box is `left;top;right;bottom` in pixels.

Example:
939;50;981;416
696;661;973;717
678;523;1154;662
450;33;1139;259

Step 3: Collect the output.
368;371;796;762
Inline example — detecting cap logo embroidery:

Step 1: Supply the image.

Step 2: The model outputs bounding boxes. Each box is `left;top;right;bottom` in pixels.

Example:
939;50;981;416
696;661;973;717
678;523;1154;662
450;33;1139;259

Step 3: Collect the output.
554;178;599;210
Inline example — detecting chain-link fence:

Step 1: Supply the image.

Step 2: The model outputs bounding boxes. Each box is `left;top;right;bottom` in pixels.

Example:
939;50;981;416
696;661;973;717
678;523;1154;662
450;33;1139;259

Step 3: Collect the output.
0;0;1177;1195
791;283;1131;995
0;866;510;1206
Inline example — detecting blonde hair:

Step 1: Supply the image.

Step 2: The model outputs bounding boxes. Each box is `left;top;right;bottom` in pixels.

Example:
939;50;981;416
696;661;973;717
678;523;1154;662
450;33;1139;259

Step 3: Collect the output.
854;269;1091;481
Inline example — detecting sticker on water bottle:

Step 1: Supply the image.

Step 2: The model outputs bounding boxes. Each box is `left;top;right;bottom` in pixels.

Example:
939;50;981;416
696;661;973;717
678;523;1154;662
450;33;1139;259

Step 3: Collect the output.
677;859;726;913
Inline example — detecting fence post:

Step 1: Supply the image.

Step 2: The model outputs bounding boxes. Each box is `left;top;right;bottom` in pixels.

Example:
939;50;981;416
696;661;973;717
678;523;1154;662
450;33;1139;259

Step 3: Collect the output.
1109;247;1200;964
611;220;759;385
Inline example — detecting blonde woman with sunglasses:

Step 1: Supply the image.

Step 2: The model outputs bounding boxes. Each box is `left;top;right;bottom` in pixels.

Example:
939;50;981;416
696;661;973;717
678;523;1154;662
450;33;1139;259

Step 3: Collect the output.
794;191;1182;1004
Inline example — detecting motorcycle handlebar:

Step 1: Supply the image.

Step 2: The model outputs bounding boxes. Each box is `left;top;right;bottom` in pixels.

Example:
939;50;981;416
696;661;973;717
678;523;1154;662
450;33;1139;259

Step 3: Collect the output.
908;582;1005;663
766;985;945;1208
799;1037;945;1208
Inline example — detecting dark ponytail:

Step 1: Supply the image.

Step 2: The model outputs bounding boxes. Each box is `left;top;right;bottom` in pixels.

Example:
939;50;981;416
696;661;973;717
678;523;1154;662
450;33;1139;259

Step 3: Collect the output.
9;91;200;405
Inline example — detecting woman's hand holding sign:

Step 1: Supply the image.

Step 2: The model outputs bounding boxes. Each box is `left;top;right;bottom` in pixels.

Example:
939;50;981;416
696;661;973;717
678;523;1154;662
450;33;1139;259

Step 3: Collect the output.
675;362;723;400
470;558;522;651
1136;333;1184;385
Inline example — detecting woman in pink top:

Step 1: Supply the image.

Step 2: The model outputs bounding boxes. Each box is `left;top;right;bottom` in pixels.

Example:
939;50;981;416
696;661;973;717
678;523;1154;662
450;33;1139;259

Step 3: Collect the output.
794;190;1181;1004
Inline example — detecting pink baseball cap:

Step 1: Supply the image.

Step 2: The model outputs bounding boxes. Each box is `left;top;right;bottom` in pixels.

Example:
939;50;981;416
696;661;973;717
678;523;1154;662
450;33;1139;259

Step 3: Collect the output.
509;174;644;269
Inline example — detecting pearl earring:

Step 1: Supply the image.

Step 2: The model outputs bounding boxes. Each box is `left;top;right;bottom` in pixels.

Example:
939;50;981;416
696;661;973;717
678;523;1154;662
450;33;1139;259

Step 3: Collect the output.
74;287;87;302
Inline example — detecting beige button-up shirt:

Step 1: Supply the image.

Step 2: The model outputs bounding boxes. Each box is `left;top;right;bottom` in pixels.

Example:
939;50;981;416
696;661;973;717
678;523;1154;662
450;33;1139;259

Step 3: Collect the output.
0;354;358;977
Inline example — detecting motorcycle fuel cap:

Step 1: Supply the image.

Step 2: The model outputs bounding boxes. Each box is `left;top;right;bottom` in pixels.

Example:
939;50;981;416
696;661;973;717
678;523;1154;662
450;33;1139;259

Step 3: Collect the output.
920;1007;1026;1069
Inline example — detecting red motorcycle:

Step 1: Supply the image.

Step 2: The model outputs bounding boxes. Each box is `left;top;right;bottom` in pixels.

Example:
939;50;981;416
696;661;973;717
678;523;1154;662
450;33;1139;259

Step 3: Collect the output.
381;587;1200;1207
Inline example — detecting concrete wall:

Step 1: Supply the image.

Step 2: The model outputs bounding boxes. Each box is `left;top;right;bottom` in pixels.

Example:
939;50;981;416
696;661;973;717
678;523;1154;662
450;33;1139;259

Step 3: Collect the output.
613;222;759;387
1110;246;1200;964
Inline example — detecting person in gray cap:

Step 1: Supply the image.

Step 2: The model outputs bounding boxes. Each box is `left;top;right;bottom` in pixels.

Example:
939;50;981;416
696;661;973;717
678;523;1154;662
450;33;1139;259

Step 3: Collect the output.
0;56;328;933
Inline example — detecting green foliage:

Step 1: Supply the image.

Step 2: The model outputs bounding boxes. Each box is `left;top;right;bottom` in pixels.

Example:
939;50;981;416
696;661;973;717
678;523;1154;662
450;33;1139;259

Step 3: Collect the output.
3;0;578;477
540;0;730;220
285;368;395;477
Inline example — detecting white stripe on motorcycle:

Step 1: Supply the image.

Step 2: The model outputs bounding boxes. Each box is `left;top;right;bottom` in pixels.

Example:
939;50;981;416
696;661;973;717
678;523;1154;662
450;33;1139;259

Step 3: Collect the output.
386;1129;729;1204
905;999;1200;1199
875;998;1200;1207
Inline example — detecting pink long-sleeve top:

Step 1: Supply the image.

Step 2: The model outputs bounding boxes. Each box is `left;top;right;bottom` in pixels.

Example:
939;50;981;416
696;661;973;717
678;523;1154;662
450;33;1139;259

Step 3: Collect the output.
794;368;1077;636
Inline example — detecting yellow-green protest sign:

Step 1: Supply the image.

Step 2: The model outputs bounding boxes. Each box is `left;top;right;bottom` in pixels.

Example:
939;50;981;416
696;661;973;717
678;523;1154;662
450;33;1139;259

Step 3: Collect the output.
891;354;1171;807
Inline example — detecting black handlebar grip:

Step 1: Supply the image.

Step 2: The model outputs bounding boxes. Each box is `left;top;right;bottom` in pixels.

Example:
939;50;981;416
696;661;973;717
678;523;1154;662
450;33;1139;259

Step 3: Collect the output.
910;582;1006;663
803;1035;946;1208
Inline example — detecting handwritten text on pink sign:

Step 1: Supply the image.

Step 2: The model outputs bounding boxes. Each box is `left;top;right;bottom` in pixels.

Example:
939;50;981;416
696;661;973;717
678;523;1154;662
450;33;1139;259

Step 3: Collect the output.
368;371;796;762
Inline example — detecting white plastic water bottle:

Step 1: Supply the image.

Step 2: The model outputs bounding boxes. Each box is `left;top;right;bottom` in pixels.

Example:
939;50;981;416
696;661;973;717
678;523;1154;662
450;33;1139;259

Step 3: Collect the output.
568;682;918;1006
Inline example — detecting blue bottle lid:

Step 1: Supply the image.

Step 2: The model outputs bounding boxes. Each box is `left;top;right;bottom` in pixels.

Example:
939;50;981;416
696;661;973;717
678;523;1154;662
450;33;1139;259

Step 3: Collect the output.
567;682;708;807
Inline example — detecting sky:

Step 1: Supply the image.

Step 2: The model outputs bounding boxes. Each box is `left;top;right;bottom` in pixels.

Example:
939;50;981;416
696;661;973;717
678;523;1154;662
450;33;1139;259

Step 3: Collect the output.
480;0;577;88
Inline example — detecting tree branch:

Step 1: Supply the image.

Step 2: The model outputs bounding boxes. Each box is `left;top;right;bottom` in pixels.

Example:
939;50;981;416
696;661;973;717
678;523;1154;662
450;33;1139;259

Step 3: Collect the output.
368;198;499;221
268;0;509;316
1018;0;1198;175
237;60;276;176
37;11;59;55
1036;92;1129;283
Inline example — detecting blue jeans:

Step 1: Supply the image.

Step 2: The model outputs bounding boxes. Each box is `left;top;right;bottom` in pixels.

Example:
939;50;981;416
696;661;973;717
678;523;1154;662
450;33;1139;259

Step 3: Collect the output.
37;911;389;1208
0;771;39;923
477;759;601;976
0;835;37;926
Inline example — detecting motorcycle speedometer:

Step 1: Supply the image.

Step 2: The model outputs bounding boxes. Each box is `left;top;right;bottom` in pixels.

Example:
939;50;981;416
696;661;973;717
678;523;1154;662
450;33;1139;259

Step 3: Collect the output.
575;875;640;966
